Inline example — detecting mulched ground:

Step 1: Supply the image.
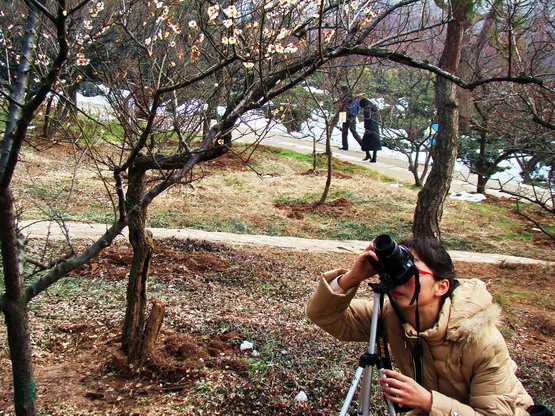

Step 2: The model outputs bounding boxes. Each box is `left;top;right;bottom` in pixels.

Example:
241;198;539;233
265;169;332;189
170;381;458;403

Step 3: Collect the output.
1;238;554;415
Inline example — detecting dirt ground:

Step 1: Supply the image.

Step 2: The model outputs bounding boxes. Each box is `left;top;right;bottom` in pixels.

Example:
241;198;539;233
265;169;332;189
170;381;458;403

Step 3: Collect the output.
1;238;553;415
2;139;554;414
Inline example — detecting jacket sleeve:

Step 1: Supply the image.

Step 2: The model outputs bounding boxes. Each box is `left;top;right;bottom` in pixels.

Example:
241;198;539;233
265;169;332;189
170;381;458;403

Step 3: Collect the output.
306;270;375;342
428;328;533;416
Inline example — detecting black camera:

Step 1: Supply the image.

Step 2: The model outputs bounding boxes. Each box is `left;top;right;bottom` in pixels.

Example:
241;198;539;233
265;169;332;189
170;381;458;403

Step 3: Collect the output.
369;234;417;293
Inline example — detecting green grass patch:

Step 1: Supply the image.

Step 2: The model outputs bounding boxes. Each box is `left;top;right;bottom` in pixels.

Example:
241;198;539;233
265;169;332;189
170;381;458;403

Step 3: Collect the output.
494;230;534;241
149;209;174;228
440;233;493;252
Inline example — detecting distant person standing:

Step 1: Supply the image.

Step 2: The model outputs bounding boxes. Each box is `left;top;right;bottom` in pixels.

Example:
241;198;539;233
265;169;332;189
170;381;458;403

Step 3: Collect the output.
337;86;362;150
359;98;381;163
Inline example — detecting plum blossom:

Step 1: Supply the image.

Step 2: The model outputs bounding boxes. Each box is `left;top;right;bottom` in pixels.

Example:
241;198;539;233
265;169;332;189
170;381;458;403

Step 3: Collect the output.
277;28;289;40
223;5;238;18
168;22;182;34
284;42;298;53
364;6;379;17
156;6;170;24
189;20;198;30
223;19;233;28
324;29;335;42
207;4;220;19
243;62;255;69
190;45;200;61
222;36;237;45
90;1;104;17
82;19;93;30
76;53;90;66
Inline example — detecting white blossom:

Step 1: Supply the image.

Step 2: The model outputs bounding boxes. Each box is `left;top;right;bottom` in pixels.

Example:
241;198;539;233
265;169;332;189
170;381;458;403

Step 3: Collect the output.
277;28;289;40
223;5;238;18
207;4;220;19
76;53;90;66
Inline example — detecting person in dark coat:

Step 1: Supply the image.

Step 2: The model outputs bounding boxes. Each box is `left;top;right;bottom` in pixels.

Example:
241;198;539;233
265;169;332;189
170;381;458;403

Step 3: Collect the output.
359;97;381;162
337;86;362;150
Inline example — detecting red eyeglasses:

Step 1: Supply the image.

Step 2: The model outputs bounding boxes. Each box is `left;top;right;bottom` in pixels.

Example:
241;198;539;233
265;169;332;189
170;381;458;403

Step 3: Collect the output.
417;268;437;277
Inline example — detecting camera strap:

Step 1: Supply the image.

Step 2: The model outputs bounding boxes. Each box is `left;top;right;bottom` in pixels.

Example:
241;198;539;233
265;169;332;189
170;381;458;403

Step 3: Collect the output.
385;275;425;387
411;271;424;387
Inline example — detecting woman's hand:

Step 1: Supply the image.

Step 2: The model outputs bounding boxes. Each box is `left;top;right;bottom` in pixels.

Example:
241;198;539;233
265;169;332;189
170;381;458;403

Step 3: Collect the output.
379;369;432;412
336;242;379;290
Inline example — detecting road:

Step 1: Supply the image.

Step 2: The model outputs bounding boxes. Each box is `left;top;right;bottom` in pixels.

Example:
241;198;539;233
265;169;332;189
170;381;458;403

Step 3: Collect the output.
18;220;555;266
233;126;521;197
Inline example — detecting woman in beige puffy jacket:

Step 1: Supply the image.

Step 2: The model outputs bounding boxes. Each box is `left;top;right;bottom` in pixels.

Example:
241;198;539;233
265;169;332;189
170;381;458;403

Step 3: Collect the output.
307;237;534;415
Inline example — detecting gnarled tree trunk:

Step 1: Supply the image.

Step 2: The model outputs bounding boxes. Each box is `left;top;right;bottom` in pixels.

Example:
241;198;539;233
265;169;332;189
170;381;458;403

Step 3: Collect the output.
120;165;155;362
413;0;472;239
0;188;36;416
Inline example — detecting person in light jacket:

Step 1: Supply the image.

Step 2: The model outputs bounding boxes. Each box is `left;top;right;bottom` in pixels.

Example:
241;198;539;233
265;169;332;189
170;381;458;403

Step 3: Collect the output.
307;236;534;415
337;86;362;150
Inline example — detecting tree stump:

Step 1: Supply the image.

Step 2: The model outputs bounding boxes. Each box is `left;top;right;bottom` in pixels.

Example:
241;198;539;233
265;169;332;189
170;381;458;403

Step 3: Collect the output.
141;300;166;358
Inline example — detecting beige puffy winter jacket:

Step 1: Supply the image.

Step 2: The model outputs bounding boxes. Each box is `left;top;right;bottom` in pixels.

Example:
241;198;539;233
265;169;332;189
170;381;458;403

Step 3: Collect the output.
307;270;534;416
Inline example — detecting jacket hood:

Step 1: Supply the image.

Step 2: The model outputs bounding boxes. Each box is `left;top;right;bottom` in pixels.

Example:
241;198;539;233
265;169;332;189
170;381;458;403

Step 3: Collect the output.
445;278;501;342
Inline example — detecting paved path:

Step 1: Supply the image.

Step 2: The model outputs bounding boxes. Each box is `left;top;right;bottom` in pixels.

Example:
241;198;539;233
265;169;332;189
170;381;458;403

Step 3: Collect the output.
18;221;555;266
234;128;483;194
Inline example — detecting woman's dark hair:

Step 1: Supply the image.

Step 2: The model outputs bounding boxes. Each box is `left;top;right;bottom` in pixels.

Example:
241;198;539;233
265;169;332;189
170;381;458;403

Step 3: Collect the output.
400;237;456;296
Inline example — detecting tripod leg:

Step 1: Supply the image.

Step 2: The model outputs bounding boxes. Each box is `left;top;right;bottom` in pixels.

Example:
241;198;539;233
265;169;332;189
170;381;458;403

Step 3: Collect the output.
339;366;365;416
379;369;399;416
357;365;373;416
339;293;398;416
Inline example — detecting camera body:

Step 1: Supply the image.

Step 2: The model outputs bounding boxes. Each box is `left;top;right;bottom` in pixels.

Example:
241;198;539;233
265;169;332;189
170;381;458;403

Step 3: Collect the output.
369;235;417;293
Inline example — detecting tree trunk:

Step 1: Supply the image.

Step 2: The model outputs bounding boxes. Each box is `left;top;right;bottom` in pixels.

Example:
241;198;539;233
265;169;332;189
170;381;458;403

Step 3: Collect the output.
520;154;541;184
4;304;36;416
475;131;487;193
320;118;333;204
120;166;154;362
413;0;471;239
41;96;54;138
413;78;461;239
0;188;36;416
476;175;488;194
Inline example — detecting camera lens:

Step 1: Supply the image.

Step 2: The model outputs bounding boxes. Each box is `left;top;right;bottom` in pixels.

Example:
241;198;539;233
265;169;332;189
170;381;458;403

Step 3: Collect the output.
373;235;405;272
373;235;397;258
372;235;416;288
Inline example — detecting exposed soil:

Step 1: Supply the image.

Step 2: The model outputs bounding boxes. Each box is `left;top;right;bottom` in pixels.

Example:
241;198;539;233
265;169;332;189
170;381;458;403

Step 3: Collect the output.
275;197;356;220
1;238;553;415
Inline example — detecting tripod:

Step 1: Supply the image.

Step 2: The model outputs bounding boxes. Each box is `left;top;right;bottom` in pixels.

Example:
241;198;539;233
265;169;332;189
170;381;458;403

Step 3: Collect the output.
339;290;397;416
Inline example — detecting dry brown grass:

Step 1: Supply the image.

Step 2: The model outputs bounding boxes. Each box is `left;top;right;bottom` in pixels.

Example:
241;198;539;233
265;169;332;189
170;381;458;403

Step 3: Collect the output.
13;140;555;261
